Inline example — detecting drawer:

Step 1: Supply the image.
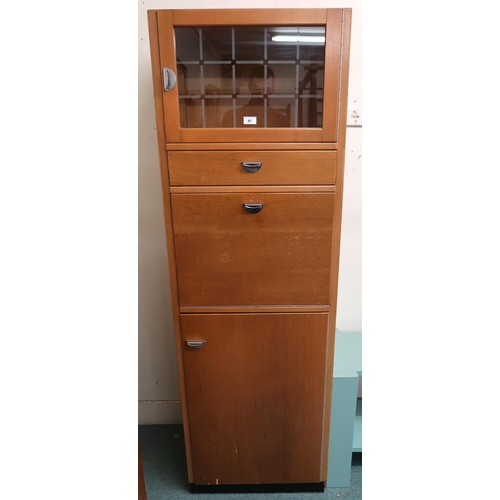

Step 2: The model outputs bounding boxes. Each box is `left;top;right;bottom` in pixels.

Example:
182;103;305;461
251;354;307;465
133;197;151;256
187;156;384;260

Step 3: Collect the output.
171;192;334;306
168;151;336;186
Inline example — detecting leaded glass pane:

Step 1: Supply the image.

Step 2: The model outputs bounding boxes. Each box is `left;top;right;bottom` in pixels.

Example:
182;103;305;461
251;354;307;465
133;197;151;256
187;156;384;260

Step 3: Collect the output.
175;26;325;128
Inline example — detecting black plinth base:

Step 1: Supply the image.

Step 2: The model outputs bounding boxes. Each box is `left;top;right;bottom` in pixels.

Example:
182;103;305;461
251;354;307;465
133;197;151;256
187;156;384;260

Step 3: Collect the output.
189;482;325;494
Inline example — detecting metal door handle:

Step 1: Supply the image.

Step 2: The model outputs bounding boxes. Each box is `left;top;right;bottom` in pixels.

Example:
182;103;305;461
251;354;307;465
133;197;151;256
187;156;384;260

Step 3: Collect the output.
243;203;264;214
186;340;206;349
241;162;262;173
163;68;176;92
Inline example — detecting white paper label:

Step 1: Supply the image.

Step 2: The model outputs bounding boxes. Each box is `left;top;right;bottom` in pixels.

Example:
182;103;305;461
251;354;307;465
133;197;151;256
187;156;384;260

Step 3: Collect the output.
243;116;257;125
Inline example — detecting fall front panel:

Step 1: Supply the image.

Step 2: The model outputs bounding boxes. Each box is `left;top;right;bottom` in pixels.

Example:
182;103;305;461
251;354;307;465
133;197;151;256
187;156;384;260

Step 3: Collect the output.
171;192;335;307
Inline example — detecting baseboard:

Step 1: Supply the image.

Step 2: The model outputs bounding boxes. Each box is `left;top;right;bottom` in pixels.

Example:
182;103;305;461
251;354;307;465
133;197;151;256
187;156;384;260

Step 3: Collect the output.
189;482;325;493
138;400;183;424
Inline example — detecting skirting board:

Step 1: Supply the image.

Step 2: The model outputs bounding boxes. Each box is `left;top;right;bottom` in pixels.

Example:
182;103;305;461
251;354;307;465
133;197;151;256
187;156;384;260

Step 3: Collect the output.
190;482;325;493
138;401;183;424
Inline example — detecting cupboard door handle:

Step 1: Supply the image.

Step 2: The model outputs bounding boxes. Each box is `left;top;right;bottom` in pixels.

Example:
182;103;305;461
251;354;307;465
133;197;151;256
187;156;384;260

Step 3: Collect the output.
243;203;264;214
186;340;206;349
241;162;262;173
163;68;177;92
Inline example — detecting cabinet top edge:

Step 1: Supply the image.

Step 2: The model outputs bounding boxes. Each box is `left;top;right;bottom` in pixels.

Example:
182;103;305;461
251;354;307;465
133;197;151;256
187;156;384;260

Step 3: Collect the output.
149;8;350;25
148;8;350;13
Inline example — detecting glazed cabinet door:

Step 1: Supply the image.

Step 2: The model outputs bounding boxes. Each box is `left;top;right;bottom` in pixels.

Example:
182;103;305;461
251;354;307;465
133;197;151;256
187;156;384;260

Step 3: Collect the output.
149;9;344;143
181;312;329;485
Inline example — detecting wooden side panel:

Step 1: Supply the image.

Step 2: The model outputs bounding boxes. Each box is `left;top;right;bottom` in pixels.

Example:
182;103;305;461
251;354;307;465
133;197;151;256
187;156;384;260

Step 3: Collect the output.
321;8;353;480
181;313;329;485
168;151;336;186
171;192;335;307
147;10;194;482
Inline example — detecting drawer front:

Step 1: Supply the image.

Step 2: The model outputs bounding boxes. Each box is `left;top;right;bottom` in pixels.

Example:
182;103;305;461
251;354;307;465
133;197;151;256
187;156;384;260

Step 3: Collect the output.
168;151;336;186
171;192;334;306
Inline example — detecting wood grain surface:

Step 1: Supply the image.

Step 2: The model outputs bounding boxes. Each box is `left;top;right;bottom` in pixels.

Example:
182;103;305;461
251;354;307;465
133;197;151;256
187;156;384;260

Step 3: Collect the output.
171;192;335;306
171;9;327;26
168;151;336;186
181;312;329;485
147;7;352;487
166;143;338;151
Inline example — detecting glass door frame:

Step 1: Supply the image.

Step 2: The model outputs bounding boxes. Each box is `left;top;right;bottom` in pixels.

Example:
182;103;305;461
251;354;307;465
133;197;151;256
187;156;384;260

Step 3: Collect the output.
156;9;344;143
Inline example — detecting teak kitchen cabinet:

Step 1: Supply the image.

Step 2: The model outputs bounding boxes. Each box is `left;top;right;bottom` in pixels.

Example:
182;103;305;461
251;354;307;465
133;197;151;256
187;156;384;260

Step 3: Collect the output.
147;8;352;493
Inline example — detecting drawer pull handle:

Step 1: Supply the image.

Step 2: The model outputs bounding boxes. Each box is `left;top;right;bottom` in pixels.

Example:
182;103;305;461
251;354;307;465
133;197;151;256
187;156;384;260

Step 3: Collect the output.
243;203;264;214
186;340;206;349
241;161;262;173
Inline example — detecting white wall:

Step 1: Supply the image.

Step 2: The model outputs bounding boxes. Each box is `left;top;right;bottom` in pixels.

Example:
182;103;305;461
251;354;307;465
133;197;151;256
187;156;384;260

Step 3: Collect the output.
138;0;361;424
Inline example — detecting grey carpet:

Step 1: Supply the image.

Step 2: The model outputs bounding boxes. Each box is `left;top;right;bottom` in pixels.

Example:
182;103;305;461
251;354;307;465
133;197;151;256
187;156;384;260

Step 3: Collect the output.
139;425;361;500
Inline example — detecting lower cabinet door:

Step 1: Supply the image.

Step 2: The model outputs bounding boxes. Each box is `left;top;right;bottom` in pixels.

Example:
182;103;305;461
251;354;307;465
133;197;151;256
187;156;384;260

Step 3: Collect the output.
181;312;329;485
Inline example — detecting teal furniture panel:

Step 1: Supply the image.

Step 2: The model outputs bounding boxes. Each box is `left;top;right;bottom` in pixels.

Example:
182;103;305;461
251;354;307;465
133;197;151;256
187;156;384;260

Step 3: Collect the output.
327;330;362;488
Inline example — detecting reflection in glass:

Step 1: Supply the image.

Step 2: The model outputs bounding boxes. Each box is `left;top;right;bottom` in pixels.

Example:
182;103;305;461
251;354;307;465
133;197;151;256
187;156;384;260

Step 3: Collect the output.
221;68;289;128
235;27;265;61
175;26;326;128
